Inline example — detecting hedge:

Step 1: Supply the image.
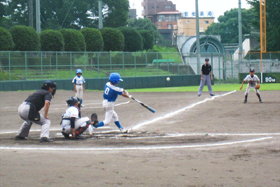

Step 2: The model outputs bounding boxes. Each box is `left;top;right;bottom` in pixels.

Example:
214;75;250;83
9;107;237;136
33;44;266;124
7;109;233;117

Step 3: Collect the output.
60;29;86;51
100;27;124;51
81;28;104;51
0;27;14;51
9;25;40;51
40;30;64;51
118;27;143;52
139;30;154;51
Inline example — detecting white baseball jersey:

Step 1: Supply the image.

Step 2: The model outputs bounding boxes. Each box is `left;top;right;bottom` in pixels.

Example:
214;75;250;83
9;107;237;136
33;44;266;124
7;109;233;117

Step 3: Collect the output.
62;106;79;119
72;76;85;85
244;74;260;87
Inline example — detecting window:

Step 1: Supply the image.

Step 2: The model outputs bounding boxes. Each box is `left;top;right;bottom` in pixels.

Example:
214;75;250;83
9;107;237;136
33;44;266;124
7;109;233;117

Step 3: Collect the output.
165;5;171;9
187;21;190;23
169;15;176;21
158;15;165;22
168;24;172;29
203;21;209;24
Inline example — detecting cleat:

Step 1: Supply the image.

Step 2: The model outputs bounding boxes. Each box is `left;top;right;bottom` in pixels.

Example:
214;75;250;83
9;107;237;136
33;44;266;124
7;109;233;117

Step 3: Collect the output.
243;100;247;104
259;100;263;103
61;132;70;139
210;94;215;96
74;134;84;139
15;136;27;140
198;94;201;97
88;125;94;135
40;137;54;142
81;104;85;107
119;128;128;133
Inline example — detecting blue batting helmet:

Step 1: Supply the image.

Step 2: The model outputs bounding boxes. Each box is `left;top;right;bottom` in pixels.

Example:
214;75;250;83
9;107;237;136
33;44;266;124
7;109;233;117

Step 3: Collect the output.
76;69;82;75
109;73;123;84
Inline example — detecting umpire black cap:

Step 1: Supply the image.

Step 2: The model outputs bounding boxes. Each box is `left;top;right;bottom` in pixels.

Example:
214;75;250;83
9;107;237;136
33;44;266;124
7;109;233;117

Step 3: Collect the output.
205;58;209;61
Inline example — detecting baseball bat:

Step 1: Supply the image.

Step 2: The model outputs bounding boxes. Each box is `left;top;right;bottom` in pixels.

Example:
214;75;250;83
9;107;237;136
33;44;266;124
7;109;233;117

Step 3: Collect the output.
130;97;156;113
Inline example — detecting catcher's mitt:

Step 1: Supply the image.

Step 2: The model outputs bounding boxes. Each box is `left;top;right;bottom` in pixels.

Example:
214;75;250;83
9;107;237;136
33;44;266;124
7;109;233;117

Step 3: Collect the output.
90;113;99;127
255;84;260;89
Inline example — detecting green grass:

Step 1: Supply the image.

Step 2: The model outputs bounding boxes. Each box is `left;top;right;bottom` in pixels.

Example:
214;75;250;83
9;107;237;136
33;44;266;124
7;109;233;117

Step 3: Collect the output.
127;83;280;92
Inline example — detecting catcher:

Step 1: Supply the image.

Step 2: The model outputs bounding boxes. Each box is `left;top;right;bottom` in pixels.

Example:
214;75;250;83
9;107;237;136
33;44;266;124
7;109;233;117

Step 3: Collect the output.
240;68;262;103
60;96;98;139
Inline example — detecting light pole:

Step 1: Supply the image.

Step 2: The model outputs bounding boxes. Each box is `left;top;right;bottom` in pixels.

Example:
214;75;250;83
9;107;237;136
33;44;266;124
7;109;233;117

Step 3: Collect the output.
238;0;243;64
28;0;33;28
35;0;41;33
98;0;103;29
195;0;201;74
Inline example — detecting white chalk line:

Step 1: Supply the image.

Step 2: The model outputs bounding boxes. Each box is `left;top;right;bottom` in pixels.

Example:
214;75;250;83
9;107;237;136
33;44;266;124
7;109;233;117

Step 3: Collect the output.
0;137;272;151
131;90;236;130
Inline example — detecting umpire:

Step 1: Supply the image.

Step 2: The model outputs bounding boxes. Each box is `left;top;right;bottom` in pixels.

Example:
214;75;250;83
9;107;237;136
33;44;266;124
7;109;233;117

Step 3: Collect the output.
16;81;57;142
198;58;215;97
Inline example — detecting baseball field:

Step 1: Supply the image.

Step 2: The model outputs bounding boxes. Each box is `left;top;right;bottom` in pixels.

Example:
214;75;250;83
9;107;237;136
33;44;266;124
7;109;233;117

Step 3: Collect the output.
0;85;280;186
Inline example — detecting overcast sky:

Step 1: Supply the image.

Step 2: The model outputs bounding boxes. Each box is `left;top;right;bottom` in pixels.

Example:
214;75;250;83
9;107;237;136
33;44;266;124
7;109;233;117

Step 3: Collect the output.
129;0;251;22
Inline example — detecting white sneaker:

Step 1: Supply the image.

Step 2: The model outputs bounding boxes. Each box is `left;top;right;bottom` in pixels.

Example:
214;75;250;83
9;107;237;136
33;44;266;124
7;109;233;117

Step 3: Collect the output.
81;104;85;107
119;128;128;133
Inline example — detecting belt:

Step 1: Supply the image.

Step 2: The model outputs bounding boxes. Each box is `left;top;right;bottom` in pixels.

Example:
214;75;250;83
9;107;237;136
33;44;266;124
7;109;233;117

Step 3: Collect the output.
24;101;32;105
76;84;83;86
62;118;71;120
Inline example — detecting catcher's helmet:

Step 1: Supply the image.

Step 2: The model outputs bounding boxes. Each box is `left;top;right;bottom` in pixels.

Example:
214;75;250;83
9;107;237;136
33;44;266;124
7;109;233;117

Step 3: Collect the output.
66;96;80;106
76;69;82;75
41;80;57;96
250;68;255;73
109;73;123;84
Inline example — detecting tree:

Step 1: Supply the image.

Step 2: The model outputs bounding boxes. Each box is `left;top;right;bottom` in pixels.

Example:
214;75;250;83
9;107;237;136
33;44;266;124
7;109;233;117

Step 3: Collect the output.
0;27;14;50
118;27;143;52
139;30;154;50
205;8;254;43
60;29;86;51
247;0;280;51
40;30;64;51
100;27;124;51
81;28;104;51
102;0;130;28
9;25;40;51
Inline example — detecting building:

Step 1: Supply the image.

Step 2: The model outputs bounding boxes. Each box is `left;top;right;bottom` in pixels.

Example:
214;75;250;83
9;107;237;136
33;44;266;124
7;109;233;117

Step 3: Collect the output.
129;9;137;19
177;17;214;36
142;0;177;24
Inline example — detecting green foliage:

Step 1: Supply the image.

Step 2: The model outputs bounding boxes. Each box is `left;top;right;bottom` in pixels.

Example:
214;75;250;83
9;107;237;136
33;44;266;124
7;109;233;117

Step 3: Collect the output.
118;27;143;52
103;0;130;28
247;0;280;51
0;27;14;50
81;28;104;51
139;30;154;51
0;71;20;81
40;30;64;51
9;25;40;51
60;29;86;51
205;8;254;43
100;27;124;51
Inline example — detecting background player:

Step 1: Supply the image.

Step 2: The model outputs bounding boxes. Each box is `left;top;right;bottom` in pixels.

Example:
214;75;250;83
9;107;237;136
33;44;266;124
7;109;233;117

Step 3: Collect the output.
60;97;98;139
198;58;215;97
240;68;262;103
16;80;56;142
95;73;130;133
72;69;85;106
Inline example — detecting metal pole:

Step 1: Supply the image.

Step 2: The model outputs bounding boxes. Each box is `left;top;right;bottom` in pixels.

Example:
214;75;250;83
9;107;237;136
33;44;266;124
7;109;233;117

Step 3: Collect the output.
98;0;103;29
195;0;201;75
238;0;243;65
35;0;41;33
29;0;33;28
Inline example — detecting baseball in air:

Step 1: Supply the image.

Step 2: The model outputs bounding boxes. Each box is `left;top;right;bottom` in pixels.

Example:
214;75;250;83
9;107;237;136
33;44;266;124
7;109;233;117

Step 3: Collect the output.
166;77;170;81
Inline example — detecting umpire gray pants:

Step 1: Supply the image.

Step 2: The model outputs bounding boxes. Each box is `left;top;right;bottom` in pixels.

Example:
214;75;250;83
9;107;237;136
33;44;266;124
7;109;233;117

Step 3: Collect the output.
198;74;213;95
17;102;51;138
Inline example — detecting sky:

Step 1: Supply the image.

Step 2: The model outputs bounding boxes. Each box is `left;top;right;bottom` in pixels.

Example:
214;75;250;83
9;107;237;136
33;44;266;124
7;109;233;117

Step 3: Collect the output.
129;0;251;22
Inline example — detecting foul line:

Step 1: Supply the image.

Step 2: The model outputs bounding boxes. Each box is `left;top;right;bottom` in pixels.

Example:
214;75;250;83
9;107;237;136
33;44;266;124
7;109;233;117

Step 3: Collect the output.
131;90;236;130
0;137;272;151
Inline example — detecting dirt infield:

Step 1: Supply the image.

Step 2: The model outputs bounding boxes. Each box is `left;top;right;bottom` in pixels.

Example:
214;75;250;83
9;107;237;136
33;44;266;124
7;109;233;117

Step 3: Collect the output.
0;90;279;187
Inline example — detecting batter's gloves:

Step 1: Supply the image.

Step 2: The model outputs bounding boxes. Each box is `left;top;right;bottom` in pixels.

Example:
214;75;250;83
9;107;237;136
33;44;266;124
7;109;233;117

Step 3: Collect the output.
90;113;99;127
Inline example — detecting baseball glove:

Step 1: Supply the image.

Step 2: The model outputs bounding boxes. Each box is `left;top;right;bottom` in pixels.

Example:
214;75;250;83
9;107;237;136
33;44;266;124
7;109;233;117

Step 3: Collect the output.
90;113;99;127
255;84;260;89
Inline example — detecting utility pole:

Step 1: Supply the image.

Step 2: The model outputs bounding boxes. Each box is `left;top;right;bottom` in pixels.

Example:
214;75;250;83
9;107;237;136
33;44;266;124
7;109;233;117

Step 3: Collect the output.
195;0;201;74
35;0;41;33
28;0;33;28
238;0;243;64
98;0;103;29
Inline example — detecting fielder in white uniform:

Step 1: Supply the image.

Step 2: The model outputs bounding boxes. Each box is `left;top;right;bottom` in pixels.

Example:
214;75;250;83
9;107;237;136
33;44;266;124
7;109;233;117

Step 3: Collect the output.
95;73;130;132
72;69;85;105
61;97;91;139
240;69;262;103
16;81;56;142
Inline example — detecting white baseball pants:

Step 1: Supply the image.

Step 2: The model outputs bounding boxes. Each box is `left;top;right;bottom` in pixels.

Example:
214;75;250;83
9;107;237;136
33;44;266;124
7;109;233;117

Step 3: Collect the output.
61;117;89;134
102;100;119;125
75;85;83;99
17;102;51;138
245;84;260;95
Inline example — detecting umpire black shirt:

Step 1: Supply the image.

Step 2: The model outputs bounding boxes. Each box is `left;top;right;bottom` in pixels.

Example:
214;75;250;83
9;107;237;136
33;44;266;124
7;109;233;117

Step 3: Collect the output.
25;89;52;111
201;64;212;75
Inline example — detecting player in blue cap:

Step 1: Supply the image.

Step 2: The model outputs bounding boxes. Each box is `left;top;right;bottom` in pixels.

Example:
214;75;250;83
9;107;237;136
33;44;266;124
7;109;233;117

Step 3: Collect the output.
72;69;86;106
90;73;131;133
